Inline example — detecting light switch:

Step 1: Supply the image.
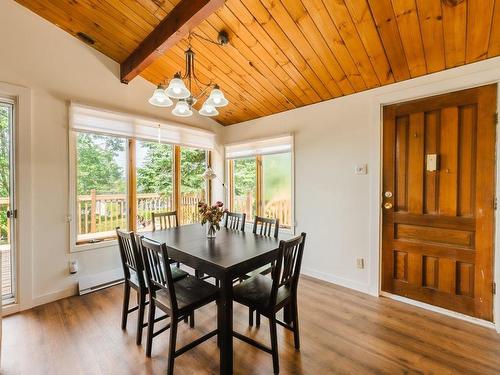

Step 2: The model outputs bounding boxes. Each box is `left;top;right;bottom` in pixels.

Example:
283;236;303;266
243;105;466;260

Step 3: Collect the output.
355;164;367;175
426;154;438;172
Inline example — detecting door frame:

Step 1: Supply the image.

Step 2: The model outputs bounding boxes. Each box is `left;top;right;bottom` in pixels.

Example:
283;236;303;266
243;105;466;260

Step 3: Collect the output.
368;66;500;331
0;82;32;317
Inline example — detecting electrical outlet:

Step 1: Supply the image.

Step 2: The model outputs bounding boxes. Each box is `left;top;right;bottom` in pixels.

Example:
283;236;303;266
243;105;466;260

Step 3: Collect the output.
356;258;365;269
355;164;367;175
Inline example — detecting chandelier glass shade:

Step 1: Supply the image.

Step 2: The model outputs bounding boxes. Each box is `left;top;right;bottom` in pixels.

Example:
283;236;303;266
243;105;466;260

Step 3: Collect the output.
171;100;193;117
148;35;229;118
199;103;219;117
148;85;173;107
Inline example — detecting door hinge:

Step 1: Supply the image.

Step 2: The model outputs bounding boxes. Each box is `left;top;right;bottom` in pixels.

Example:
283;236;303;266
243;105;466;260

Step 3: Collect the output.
493;282;496;295
6;209;17;219
495;197;498;210
495;112;499;125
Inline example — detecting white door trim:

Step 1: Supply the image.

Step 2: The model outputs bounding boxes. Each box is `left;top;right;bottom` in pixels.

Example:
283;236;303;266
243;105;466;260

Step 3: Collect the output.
0;82;32;315
367;61;500;331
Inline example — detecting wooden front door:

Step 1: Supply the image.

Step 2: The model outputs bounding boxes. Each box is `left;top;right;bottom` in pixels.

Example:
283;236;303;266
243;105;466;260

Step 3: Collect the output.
382;84;497;321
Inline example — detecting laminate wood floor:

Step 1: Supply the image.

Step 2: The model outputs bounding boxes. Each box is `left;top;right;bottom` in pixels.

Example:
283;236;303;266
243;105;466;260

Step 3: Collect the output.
3;276;500;374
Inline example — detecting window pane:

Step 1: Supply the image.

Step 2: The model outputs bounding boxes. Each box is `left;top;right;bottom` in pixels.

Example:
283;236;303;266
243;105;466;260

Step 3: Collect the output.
233;158;256;220
76;133;127;243
262;153;292;227
136;141;174;231
180;147;207;225
0;103;13;301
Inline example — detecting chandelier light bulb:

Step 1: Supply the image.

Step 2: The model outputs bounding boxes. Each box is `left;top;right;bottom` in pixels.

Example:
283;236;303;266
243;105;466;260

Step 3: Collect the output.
206;85;228;107
172;100;193;117
199;102;219;117
148;85;173;107
166;74;190;99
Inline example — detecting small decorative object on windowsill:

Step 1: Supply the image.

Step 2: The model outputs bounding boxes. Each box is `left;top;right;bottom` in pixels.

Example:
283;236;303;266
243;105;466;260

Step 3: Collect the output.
198;201;227;239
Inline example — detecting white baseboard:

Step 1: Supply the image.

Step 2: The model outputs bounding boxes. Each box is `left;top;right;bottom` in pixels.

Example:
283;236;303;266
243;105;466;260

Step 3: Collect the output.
32;286;78;308
301;267;370;294
78;267;124;295
380;291;496;330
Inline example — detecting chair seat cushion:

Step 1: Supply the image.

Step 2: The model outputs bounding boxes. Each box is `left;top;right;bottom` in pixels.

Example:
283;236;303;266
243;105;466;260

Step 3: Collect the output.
130;266;187;289
155;275;219;313
233;274;290;312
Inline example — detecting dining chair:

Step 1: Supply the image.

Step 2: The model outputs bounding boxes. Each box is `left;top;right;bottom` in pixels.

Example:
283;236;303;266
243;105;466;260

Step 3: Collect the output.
223;211;246;231
232;232;307;374
151;211;181;268
140;237;219;375
248;216;280;326
152;211;178;231
116;228;188;345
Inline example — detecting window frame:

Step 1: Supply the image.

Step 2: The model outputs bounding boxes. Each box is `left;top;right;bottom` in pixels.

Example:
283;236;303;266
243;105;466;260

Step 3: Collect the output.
69;132;211;252
226;146;295;234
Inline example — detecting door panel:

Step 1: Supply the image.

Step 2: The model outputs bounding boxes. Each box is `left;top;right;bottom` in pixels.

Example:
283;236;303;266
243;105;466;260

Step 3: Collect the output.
382;84;497;321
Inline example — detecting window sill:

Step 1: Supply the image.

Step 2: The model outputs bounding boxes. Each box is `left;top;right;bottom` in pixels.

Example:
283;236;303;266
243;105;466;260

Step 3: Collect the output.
71;239;119;253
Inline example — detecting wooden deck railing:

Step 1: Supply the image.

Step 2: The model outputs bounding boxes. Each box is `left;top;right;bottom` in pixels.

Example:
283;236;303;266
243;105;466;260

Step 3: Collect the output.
77;190;205;235
233;195;292;227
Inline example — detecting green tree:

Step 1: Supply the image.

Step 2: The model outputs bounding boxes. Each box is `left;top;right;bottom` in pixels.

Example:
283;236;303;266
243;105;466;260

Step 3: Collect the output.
0;106;10;242
233;158;256;196
136;142;173;196
76;133;125;195
180;147;206;194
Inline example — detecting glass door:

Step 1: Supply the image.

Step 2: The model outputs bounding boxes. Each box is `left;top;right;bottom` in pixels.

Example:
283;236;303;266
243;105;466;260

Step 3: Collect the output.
1;100;15;305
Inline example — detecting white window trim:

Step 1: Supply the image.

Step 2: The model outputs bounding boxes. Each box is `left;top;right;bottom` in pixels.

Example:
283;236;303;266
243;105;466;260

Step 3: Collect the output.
225;134;296;234
68;130;130;253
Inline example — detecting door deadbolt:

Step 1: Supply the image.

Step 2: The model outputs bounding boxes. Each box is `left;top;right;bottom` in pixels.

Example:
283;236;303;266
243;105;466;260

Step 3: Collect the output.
384;191;393;198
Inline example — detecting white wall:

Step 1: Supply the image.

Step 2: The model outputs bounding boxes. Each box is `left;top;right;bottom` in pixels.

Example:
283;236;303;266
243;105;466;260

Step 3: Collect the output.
3;0;500;329
224;56;500;318
0;0;224;310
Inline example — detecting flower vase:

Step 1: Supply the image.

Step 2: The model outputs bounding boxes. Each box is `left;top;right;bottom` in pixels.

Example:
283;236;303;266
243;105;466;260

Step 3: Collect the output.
206;224;217;239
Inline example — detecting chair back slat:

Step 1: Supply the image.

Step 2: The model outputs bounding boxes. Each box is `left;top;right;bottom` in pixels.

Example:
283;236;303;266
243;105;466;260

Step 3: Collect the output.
152;211;178;231
253;216;279;238
116;228;145;286
139;237;178;312
224;211;246;231
270;233;307;306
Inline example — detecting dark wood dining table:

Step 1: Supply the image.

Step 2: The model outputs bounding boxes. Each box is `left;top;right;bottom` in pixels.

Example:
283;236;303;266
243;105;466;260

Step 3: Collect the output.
142;223;291;375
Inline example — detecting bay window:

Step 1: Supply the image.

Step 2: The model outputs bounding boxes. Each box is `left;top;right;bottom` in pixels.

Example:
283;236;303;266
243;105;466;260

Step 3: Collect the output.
69;104;214;249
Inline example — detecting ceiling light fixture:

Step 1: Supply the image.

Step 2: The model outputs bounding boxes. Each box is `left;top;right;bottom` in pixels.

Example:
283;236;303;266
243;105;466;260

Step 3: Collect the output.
148;31;230;118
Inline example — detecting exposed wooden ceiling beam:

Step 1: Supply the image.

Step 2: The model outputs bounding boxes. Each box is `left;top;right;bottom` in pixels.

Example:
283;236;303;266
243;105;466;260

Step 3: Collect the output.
120;0;225;83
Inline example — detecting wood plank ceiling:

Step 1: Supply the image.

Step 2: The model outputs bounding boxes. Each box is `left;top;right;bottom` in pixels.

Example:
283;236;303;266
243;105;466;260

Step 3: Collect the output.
15;0;500;125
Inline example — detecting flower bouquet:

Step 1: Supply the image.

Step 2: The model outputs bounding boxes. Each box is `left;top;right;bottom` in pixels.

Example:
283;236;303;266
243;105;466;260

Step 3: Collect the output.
198;201;227;239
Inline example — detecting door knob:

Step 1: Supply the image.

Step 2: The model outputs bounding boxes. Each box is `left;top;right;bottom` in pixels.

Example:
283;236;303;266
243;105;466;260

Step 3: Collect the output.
383;202;393;210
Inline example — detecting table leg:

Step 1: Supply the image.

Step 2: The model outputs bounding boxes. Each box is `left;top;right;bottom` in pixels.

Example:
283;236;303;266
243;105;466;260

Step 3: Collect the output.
218;275;233;375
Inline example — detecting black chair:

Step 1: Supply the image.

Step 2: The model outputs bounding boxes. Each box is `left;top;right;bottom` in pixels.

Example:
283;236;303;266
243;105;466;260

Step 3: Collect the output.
253;216;279;239
151;211;181;268
232;233;307;374
116;228;188;345
223;211;246;231
140;237;219;375
152;211;178;231
248;216;280;326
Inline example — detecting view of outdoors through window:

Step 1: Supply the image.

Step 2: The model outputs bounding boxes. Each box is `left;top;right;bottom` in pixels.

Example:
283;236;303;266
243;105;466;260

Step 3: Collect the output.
233;157;256;220
180;147;207;225
263;153;292;227
75;133;208;243
136;141;173;231
76;133;127;243
231;153;292;228
1;102;13;300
